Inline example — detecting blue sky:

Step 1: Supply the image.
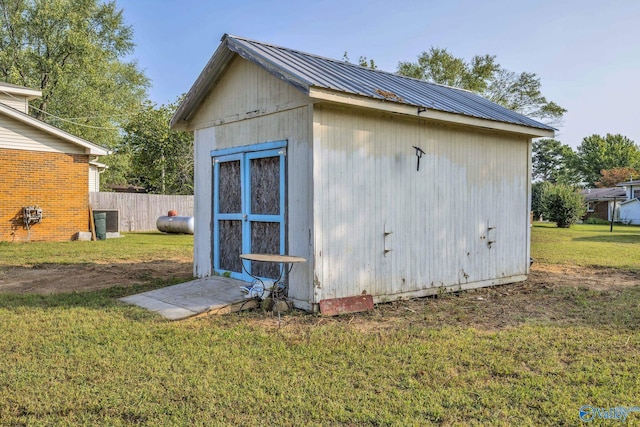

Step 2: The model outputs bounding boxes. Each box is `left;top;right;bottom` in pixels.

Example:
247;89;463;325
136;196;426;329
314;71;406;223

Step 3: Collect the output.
117;0;640;149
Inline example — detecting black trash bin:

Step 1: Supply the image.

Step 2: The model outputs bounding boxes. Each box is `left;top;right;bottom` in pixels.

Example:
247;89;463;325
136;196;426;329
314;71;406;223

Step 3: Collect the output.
94;212;107;240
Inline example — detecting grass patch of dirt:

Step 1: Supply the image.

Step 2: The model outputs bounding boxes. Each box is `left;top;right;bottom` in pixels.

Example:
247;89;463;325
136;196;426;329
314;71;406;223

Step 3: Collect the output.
0;259;193;294
2;261;639;332
227;263;640;333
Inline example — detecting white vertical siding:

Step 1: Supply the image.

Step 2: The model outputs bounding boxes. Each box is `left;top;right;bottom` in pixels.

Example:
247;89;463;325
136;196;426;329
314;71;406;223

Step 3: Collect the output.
193;127;216;277
313;105;530;301
188;56;309;132
620;200;640;224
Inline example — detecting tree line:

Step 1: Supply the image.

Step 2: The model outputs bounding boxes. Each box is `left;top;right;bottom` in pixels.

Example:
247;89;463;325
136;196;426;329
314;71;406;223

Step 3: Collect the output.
6;0;627;204
533;135;640;187
530;134;640;227
0;0;192;194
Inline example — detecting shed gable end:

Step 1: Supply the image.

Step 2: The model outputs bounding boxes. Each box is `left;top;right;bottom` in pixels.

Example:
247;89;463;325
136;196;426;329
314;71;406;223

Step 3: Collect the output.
188;55;311;130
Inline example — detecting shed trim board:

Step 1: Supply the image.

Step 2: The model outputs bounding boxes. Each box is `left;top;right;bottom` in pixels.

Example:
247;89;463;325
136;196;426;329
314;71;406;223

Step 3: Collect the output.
209;139;287;157
372;274;529;303
307;88;555;138
211;140;287;282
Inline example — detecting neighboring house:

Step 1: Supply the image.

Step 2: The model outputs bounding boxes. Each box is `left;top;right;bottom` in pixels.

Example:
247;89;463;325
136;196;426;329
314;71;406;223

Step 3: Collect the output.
89;160;108;193
617;180;640;225
171;35;555;312
581;187;625;222
582;182;640;224
0;81;109;242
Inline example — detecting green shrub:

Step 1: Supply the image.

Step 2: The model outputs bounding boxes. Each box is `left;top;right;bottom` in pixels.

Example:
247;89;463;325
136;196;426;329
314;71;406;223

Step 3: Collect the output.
541;184;586;228
584;216;610;225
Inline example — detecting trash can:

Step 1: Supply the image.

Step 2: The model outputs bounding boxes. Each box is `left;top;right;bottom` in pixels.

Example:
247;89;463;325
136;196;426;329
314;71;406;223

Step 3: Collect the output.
94;212;107;240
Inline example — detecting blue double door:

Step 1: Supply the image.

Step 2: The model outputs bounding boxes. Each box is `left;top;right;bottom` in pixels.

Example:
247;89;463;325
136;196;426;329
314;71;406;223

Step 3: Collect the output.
212;142;286;281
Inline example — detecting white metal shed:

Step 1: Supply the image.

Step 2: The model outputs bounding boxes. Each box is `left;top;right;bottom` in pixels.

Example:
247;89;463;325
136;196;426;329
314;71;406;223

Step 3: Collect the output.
171;35;555;312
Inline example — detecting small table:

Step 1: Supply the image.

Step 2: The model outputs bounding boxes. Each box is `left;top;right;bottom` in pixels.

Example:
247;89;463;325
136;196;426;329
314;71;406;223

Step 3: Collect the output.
239;253;306;300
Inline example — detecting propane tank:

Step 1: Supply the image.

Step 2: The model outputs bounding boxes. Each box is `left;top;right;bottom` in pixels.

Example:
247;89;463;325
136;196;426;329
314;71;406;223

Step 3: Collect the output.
156;215;194;234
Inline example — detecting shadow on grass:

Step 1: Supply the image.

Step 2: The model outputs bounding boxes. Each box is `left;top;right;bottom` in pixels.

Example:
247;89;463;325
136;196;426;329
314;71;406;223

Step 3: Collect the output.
544;285;640;329
0;277;187;313
572;234;640;244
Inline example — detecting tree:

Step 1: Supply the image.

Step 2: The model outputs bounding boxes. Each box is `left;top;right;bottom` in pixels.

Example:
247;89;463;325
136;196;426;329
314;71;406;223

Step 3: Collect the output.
358;56;377;69
121;99;193;195
342;51;377;69
397;47;498;93
540;183;586;228
532;139;579;184
397;47;566;124
576;134;640;187
0;0;148;151
531;181;550;220
595;167;640;188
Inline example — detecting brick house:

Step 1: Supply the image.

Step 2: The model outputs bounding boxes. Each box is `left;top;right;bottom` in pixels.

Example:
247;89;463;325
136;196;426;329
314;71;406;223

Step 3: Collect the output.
581;187;625;222
0;82;109;242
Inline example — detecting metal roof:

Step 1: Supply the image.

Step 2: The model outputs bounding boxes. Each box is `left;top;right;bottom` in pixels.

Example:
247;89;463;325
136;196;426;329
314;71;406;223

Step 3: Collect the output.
172;35;555;133
582;187;626;201
616;180;640;187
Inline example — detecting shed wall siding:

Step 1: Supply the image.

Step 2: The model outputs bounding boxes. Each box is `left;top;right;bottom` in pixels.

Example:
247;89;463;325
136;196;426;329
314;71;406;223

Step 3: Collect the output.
189;57;314;308
313;105;530;301
193;108;313;306
0;114;84;154
188;56;310;131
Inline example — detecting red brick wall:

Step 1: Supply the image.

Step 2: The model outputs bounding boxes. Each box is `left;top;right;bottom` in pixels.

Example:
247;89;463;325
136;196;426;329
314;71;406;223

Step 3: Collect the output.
0;148;89;241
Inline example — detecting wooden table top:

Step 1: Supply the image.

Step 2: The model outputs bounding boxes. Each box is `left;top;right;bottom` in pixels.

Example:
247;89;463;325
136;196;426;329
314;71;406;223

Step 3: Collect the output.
240;253;306;264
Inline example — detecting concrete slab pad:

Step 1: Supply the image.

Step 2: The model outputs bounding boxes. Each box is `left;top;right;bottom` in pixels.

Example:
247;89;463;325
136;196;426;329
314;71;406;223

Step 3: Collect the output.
119;294;197;320
119;276;256;320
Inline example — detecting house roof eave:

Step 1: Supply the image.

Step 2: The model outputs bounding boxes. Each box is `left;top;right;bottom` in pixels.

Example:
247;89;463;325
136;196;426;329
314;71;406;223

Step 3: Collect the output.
0;103;110;155
0;82;42;100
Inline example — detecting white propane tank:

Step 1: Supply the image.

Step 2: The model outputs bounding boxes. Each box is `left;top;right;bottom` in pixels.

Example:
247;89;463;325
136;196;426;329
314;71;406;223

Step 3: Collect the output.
156;216;194;234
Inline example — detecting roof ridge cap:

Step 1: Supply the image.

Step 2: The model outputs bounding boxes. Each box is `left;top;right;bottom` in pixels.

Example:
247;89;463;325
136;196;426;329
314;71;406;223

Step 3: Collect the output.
225;35;474;93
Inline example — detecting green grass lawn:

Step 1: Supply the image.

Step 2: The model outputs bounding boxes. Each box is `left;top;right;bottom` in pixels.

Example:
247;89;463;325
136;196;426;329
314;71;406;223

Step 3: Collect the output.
531;222;640;270
1;227;639;425
0;232;194;266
